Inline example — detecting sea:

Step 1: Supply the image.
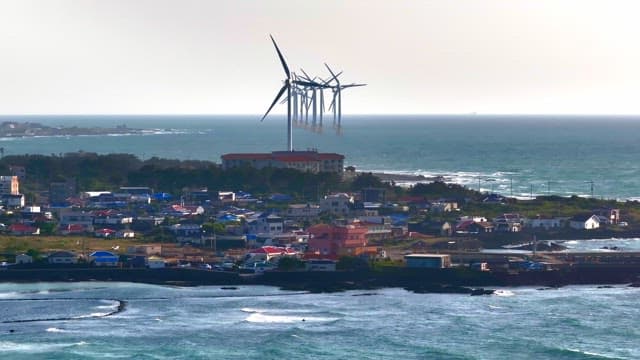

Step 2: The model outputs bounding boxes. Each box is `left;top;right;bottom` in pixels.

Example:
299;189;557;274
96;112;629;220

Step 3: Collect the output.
1;282;639;359
2;114;640;200
2;114;640;358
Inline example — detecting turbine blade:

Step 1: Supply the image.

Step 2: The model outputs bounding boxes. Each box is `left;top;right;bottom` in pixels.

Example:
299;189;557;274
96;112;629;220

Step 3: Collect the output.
342;83;367;88
324;63;340;85
261;84;288;121
300;68;312;80
270;35;290;79
293;80;325;88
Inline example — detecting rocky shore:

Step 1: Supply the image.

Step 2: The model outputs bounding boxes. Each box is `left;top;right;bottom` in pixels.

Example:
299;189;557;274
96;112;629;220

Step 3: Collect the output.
2;264;640;294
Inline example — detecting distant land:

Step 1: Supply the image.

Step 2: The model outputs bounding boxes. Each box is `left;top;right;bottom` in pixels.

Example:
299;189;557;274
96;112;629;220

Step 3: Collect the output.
0;121;143;137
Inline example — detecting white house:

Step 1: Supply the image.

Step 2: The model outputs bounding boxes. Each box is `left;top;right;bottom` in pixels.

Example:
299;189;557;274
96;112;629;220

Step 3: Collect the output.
15;253;33;264
319;193;353;216
286;203;321;220
527;216;563;230
569;214;600;230
247;213;284;236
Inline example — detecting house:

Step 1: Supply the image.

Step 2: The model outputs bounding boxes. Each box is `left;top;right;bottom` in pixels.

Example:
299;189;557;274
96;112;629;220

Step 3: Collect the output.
48;251;78;264
468;222;494;234
93;210;133;226
147;256;166;269
245;246;297;263
2;194;25;208
307;223;368;257
94;228;117;238
117;229;135;238
60;224;86;235
527;215;563;230
247;213;284;236
169;223;202;244
15;253;33;264
493;213;525;232
592;208;620;225
319;193;353;216
409;221;453;237
8;223;40;235
127;244;162;256
430;201;458;213
218;191;236;203
285;203;321;220
59;211;95;232
569;214;600;230
89;251;119;267
357;216;394;241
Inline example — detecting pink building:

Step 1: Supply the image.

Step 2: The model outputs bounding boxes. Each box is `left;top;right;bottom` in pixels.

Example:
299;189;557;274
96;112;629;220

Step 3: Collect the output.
307;224;368;257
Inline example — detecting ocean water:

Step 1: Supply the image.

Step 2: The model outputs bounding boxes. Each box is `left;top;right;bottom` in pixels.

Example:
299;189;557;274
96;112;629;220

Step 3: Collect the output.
1;282;639;359
1;114;640;200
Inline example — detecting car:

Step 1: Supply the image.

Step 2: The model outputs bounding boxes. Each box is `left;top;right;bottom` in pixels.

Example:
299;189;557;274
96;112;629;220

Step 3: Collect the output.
619;221;628;227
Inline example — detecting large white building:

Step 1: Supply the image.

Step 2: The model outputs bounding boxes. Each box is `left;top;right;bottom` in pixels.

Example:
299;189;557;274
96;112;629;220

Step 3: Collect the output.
221;150;344;174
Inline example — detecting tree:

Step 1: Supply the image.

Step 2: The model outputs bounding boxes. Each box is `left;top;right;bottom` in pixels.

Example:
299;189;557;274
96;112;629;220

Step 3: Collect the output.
336;256;370;271
277;256;305;271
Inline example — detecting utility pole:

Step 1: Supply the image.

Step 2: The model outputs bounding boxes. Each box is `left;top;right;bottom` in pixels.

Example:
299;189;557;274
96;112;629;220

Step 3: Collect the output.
530;184;534;200
510;177;513;197
585;180;594;197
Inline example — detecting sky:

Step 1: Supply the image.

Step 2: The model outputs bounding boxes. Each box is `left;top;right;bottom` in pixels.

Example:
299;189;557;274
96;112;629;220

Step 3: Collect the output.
1;0;639;115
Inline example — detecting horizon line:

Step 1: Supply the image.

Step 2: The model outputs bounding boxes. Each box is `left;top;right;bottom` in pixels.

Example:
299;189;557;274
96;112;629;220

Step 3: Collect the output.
2;113;640;117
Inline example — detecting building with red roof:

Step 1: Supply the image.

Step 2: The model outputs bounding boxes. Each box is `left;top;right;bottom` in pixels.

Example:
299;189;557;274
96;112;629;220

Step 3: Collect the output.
221;150;344;174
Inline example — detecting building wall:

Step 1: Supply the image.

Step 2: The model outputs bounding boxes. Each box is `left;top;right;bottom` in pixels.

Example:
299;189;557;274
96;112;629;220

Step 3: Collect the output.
405;254;451;268
0;176;19;195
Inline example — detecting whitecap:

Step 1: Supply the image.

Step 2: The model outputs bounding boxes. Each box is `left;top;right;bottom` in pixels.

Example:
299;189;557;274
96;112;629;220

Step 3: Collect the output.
240;307;265;313
565;348;617;359
246;313;338;324
46;327;66;333
493;290;515;297
74;312;110;319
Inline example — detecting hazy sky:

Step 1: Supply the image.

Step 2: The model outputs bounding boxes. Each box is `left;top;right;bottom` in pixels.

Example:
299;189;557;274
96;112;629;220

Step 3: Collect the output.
1;0;639;115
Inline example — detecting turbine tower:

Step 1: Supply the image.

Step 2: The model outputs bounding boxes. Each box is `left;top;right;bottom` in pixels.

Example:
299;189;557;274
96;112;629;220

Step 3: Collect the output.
261;35;324;151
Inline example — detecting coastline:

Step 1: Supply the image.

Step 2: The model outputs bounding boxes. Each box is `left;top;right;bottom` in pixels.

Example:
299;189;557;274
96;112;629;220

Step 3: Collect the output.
2;265;640;293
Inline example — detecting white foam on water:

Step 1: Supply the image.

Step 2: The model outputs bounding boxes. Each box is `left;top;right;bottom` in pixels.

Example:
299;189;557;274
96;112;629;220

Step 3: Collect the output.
493;290;515;297
46;327;67;333
565;348;617;359
246;313;338;324
240;307;265;313
74;312;110;319
0;340;86;353
0;292;21;299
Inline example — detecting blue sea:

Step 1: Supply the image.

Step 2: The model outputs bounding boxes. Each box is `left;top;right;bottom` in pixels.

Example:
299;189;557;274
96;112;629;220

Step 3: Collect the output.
2;114;640;199
1;282;639;359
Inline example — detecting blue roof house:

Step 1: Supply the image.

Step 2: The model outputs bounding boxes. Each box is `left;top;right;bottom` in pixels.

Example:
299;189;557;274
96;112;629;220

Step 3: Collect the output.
90;251;119;267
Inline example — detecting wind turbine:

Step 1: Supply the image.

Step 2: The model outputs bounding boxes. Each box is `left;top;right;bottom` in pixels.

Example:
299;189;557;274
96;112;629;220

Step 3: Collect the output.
261;35;321;151
325;63;366;130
